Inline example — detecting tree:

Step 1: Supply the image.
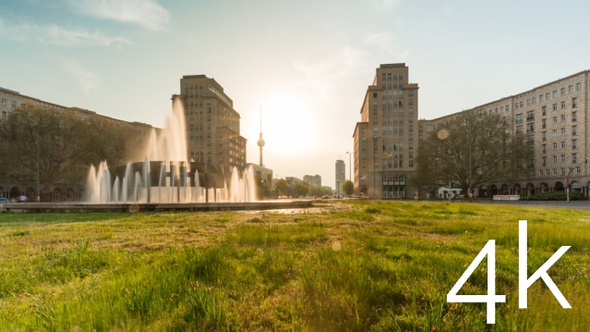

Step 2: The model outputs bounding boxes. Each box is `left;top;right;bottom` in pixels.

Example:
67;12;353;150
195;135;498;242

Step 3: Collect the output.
410;111;528;195
342;180;354;197
0;103;141;201
275;179;289;197
293;182;309;197
85;117;138;167
0;103;91;190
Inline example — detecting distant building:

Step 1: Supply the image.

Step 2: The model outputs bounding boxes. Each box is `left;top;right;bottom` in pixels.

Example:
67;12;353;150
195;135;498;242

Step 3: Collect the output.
249;163;273;198
352;63;419;198
303;174;321;187
335;160;345;196
176;75;247;175
286;176;304;186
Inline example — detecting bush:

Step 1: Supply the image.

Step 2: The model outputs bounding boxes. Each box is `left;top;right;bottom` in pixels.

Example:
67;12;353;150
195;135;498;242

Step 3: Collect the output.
520;191;584;201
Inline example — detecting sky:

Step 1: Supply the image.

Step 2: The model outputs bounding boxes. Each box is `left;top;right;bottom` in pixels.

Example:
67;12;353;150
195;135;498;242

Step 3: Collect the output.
1;0;590;189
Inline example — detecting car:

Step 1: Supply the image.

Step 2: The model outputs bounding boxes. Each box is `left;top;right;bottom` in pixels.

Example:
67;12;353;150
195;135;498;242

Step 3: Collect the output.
0;198;9;203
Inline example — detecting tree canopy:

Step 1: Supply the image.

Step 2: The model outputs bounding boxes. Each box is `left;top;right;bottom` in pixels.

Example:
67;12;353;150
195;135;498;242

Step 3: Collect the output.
410;111;528;193
0;103;140;191
342;180;354;197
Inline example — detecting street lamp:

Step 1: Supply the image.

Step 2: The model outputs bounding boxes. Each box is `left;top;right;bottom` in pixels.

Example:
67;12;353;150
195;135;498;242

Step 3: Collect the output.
566;158;588;202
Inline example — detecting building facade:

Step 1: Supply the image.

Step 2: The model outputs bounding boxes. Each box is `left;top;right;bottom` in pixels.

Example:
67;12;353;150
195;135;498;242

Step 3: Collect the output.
421;70;590;197
335;160;345;196
303;174;322;187
177;75;247;175
353;63;419;198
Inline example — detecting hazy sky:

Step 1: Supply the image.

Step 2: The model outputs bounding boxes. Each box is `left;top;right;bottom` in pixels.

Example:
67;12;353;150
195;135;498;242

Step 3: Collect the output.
1;0;589;188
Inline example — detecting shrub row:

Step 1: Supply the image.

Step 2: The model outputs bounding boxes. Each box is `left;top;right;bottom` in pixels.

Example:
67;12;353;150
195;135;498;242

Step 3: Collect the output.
520;190;585;201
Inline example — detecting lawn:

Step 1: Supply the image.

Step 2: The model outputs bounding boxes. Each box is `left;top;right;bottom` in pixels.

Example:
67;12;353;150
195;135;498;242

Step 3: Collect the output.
0;200;589;331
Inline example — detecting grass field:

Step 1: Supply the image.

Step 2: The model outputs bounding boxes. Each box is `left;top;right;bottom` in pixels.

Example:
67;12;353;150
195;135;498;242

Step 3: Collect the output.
0;200;589;331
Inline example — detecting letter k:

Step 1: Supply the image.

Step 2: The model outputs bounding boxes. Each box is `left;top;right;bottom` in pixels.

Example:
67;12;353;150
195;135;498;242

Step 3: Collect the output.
519;220;572;309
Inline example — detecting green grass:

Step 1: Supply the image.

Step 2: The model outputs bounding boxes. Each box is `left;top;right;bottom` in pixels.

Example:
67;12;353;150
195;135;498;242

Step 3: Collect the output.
0;201;589;331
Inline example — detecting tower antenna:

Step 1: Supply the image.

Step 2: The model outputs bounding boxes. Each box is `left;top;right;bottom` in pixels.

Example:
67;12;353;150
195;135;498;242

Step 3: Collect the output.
257;105;265;167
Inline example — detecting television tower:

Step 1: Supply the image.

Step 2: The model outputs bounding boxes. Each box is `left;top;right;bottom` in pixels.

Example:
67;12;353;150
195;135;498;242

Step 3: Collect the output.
257;107;265;167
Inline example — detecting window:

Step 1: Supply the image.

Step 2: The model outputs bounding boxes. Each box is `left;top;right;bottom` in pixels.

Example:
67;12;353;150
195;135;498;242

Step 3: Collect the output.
572;140;577;149
542;144;546;153
542;131;547;141
572;97;578;108
560;114;566;122
576;82;582;91
572;125;577;136
542;106;547;116
552;116;557;124
526;110;534;121
542;157;546;166
561;128;566;135
516;125;523;134
573;153;577;163
561;87;566;96
526;123;534;133
561;141;566;149
552;129;557;137
542;118;546;129
572;111;577;122
515;113;523;123
561;101;566;109
553;142;558;150
552;103;557;111
553;156;558;163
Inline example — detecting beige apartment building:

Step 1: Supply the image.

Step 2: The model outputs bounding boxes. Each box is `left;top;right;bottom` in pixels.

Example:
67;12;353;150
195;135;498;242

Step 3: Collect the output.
421;70;590;197
176;75;247;175
353;63;419;198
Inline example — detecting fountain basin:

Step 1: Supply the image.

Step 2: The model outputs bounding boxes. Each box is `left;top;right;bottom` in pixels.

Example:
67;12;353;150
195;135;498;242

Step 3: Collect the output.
0;200;312;213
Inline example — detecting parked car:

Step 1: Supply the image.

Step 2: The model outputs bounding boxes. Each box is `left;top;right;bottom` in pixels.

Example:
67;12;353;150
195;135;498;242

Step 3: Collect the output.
0;198;9;203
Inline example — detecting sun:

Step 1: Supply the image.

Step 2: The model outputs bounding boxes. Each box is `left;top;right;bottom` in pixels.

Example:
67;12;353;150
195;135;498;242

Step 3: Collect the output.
262;93;315;153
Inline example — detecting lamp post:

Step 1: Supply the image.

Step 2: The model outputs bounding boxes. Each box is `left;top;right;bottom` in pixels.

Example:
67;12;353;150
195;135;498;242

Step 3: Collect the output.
566;158;588;202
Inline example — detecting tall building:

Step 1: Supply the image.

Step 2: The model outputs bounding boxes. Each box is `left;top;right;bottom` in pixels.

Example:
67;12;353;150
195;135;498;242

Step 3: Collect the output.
335;160;345;196
353;63;419;198
421;70;590;197
177;75;247;174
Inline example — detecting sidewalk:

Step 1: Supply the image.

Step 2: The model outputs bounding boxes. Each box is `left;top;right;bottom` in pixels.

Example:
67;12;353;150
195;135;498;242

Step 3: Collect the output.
478;199;590;210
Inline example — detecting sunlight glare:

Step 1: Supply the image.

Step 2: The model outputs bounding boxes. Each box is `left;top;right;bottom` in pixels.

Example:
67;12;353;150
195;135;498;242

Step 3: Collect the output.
263;94;314;153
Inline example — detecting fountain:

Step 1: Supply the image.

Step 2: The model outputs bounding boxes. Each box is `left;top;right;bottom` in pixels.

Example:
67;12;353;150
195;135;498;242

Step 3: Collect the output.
0;99;311;213
85;98;258;206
